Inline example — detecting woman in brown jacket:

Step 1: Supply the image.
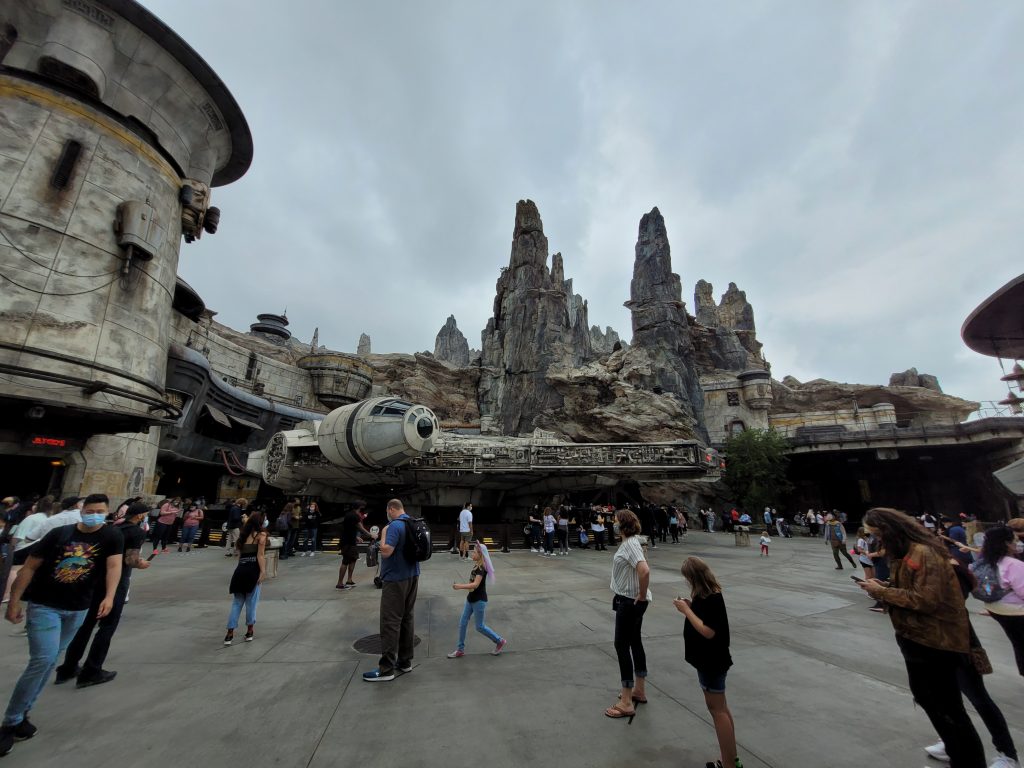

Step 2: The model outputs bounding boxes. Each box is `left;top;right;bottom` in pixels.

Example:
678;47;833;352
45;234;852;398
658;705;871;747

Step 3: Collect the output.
859;507;985;768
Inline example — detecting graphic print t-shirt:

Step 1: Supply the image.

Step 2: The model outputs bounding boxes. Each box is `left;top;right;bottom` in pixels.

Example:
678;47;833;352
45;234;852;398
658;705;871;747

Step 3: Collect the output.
23;524;125;611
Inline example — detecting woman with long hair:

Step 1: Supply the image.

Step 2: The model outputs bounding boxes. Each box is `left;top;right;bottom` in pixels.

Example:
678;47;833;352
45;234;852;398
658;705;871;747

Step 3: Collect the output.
178;501;203;553
974;525;1024;677
859;507;985;767
446;541;506;658
223;510;267;646
605;509;650;721
300;500;321;557
674;557;737;768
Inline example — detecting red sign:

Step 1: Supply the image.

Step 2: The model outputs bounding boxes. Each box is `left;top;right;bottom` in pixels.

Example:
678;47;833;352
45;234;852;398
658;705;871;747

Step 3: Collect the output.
31;436;67;448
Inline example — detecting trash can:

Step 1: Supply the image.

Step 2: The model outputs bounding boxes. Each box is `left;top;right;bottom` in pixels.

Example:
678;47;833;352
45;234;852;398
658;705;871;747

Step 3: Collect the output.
265;536;283;579
734;526;751;547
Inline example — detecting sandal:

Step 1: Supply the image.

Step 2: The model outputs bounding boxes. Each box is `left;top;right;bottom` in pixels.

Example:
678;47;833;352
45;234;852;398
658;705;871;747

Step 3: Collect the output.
619;693;648;704
604;703;636;722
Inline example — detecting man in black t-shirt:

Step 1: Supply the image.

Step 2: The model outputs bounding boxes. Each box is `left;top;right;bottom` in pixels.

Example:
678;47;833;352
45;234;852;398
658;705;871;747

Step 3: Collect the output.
336;502;376;590
55;501;150;688
1;493;123;756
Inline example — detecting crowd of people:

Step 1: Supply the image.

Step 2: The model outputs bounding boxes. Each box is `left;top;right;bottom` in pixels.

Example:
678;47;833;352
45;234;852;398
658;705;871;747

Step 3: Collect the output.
1;489;1022;767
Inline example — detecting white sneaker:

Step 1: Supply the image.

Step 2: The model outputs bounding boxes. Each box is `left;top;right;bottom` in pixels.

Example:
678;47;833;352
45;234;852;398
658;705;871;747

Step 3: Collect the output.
924;741;949;762
989;756;1020;768
309;552;315;557
530;548;538;553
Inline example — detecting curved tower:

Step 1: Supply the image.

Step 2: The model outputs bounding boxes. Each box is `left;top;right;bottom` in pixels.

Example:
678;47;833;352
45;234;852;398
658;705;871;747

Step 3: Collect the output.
0;0;251;497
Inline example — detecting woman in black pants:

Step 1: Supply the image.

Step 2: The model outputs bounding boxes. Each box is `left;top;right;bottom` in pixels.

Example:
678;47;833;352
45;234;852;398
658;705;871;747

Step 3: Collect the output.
605;509;649;720
859;507;985;768
921;557;1018;765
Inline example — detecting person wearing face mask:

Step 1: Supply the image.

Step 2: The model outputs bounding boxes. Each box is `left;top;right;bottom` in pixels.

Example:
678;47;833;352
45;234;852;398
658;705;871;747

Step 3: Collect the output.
222;510;267;646
55;501;150;688
0;494;124;757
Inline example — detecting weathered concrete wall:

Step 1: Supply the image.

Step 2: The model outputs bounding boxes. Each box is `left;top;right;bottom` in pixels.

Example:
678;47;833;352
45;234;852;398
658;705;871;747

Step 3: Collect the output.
770;403;898;437
701;373;771;446
170;313;323;411
0;77;180;417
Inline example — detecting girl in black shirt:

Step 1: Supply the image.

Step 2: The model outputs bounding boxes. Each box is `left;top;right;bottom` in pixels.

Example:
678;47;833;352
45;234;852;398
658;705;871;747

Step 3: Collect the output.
447;542;506;658
674;557;740;768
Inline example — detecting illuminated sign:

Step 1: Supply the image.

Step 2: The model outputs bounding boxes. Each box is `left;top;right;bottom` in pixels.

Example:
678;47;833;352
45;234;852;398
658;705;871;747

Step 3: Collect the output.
31;436;67;448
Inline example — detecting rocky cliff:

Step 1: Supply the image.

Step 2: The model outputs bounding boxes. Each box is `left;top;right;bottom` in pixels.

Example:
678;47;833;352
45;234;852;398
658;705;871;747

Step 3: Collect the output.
623;207;705;432
771;377;976;424
691;279;764;371
433;315;470;367
357;333;371;356
365;352;481;425
478;200;592;435
889;368;942;392
590;325;623;356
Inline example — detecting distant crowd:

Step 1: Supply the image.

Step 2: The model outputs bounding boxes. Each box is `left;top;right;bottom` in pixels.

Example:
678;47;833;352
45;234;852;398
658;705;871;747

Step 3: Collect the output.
1;490;1022;768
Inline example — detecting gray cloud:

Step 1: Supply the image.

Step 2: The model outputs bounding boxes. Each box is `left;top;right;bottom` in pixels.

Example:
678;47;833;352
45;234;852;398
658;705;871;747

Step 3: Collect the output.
144;0;1024;410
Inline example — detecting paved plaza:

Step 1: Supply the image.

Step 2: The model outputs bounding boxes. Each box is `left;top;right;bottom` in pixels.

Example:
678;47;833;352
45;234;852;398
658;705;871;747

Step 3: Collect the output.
1;531;1021;768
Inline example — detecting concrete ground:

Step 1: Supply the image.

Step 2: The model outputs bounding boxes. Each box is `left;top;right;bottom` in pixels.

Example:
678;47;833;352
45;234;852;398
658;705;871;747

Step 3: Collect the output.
0;532;1021;768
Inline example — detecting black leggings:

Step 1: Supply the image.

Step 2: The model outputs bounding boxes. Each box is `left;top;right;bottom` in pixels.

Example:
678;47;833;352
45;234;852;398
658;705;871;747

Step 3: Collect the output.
557;528;568;552
957;656;1017;760
898;636;985;768
613;598;648;688
990;613;1024;677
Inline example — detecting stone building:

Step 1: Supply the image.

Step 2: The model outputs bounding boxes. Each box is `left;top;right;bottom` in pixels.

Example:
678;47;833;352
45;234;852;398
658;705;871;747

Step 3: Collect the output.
0;0;251;499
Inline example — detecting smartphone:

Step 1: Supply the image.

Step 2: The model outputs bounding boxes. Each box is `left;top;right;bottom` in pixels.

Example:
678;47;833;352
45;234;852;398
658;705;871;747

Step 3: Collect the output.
146;553;157;561
850;574;864;583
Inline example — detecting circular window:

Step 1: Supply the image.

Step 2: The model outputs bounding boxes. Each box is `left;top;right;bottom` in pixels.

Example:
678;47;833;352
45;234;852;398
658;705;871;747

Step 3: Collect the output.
416;417;434;439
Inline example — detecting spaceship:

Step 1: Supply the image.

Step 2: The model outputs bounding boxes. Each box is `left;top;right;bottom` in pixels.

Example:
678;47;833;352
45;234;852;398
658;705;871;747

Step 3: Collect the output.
247;396;721;510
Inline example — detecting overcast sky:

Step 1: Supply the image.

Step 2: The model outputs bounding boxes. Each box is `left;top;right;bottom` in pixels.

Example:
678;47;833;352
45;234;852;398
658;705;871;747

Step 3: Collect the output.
141;0;1024;411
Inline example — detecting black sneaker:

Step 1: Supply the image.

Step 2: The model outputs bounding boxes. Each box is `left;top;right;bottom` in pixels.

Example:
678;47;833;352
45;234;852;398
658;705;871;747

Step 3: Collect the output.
0;726;14;757
54;665;80;685
12;717;36;741
76;669;117;688
397;663;413;673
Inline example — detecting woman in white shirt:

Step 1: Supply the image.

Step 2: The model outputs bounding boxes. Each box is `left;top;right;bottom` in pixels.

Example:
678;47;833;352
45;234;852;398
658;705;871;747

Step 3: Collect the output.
542;507;556;557
605;509;651;721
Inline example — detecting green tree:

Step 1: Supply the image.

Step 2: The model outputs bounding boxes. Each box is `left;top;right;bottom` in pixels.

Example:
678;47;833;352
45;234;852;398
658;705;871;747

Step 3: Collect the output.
722;428;792;514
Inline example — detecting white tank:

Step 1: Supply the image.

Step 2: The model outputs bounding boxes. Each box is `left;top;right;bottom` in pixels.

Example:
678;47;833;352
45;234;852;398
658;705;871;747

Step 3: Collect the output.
318;397;438;469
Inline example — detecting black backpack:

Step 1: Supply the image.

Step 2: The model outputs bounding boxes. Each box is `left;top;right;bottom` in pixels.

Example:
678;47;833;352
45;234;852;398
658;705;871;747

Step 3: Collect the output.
401;517;432;562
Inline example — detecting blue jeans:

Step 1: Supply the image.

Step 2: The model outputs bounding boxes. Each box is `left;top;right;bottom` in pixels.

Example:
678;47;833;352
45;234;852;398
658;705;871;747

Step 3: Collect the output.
226;585;261;630
457;600;501;650
3;603;86;726
180;526;199;545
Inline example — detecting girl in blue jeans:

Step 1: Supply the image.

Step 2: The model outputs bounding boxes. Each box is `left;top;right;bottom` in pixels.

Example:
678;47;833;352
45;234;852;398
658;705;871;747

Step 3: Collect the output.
223;513;267;646
447;542;507;658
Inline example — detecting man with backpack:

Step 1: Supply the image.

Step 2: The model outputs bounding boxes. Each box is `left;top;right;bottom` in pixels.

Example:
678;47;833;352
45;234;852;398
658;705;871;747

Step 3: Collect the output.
363;499;421;682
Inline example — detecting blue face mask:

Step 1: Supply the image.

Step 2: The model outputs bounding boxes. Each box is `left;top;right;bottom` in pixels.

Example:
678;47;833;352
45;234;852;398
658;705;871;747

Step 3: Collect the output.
81;513;106;527
262;518;269;529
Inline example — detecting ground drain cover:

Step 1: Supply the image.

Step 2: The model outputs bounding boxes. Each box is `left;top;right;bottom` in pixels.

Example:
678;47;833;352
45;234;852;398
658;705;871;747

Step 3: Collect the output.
353;634;422;655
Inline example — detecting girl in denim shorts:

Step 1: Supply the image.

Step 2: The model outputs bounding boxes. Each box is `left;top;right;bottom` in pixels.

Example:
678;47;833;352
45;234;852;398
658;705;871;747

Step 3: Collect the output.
674;557;740;768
